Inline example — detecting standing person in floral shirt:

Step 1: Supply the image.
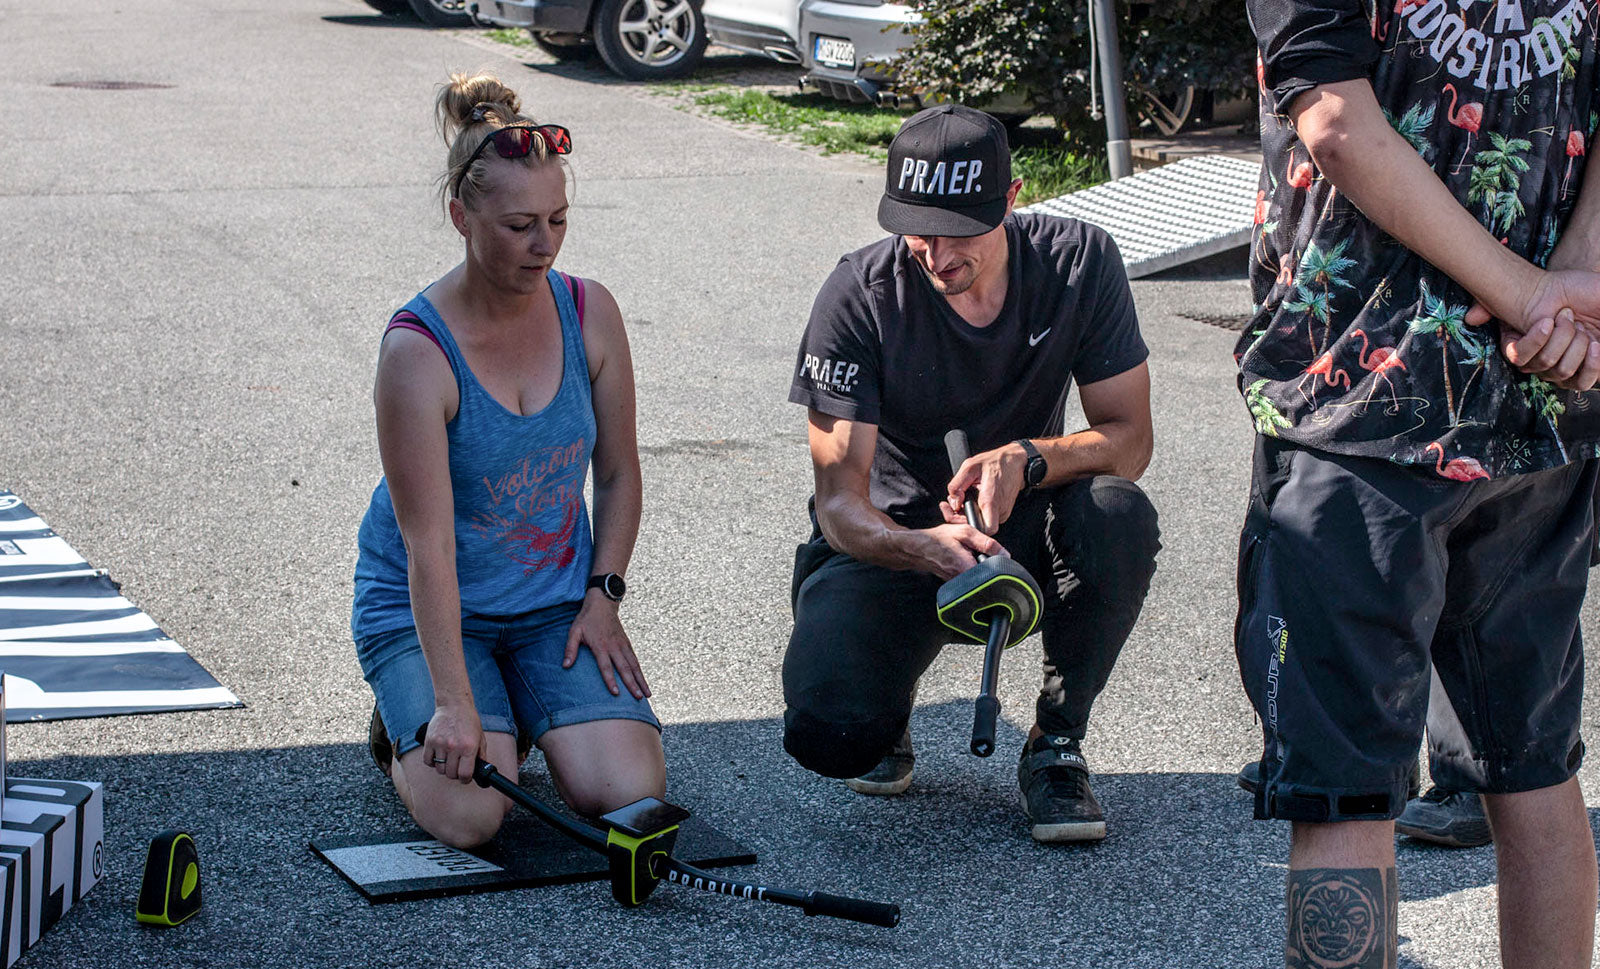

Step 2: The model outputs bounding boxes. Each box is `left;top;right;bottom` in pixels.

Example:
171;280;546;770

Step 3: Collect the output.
1239;0;1600;965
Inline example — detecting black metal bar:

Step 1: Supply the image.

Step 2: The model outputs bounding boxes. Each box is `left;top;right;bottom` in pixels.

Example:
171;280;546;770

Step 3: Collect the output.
657;858;901;928
410;726;900;927
971;613;1010;757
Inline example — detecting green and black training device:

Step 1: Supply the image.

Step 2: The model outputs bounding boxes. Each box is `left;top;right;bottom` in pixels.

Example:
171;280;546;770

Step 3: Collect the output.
601;797;688;906
135;830;202;926
937;429;1046;757
411;726;899;927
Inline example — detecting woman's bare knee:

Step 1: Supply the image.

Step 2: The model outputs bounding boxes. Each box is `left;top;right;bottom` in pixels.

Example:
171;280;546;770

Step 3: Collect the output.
539;720;665;817
412;794;507;848
392;736;518;849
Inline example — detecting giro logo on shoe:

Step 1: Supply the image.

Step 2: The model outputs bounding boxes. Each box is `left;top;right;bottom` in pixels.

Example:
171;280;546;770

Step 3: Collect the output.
1265;615;1288;734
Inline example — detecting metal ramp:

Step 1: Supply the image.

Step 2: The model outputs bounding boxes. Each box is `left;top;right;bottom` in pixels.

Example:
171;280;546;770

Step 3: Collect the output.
1020;155;1260;278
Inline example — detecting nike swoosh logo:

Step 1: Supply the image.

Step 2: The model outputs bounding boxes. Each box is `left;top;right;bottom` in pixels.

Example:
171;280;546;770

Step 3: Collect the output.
1028;328;1051;347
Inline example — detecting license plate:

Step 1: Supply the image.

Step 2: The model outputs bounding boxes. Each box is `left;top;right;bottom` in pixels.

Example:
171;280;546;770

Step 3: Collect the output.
813;36;855;69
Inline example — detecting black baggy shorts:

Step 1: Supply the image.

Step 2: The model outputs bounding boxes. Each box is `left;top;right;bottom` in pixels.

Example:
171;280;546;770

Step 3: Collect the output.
1237;436;1595;823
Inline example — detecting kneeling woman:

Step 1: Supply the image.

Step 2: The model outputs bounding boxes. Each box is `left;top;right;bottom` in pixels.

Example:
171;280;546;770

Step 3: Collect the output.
352;72;663;848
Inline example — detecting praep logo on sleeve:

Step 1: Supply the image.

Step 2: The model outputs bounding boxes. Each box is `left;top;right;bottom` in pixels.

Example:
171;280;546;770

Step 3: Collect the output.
800;354;861;395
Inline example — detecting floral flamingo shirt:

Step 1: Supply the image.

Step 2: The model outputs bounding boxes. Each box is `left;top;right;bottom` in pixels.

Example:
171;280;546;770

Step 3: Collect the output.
1242;0;1600;479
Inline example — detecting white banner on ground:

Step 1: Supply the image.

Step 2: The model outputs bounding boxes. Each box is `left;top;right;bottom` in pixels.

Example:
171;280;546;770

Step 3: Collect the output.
0;492;240;722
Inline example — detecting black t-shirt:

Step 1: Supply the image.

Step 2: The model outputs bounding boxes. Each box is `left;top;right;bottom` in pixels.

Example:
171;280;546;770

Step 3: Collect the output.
789;213;1147;527
1241;0;1599;477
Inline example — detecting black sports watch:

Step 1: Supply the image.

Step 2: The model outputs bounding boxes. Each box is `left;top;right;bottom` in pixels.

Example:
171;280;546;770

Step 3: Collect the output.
587;572;627;603
1014;439;1048;492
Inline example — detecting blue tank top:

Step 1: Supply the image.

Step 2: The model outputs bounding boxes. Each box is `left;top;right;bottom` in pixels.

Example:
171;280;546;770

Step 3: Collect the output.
352;271;595;639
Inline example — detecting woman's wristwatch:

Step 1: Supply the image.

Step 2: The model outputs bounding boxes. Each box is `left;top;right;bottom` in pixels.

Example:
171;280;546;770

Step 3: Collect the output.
587;572;627;602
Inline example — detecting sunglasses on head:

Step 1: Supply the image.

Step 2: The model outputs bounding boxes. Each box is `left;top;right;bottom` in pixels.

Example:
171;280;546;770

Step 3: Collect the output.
452;123;573;198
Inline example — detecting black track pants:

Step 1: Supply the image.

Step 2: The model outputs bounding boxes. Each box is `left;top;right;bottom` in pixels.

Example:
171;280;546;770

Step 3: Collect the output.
782;476;1160;779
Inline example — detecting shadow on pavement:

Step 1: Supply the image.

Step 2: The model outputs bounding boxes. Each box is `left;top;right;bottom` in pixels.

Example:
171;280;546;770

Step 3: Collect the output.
5;698;1517;967
1142;243;1251;282
320;13;436;29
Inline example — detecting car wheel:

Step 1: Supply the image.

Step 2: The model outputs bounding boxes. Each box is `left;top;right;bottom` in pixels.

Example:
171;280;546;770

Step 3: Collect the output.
404;0;475;28
530;31;596;62
592;0;708;81
362;0;411;14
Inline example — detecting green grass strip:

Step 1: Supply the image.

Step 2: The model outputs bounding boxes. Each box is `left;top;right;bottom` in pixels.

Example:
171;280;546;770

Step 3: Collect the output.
687;89;1106;203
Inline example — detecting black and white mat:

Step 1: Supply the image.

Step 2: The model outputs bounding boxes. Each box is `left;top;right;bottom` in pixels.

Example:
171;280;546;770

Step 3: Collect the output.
0;491;240;721
312;817;756;903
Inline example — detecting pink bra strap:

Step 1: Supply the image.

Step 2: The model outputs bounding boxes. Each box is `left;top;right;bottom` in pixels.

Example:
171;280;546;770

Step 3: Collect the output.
558;272;586;330
384;310;444;354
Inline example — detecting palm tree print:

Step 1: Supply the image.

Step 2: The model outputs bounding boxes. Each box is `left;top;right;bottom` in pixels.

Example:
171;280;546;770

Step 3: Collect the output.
1405;280;1482;426
1467;133;1533;236
1520;374;1570;463
1291;239;1357;355
1246;379;1292;436
1384;102;1436;161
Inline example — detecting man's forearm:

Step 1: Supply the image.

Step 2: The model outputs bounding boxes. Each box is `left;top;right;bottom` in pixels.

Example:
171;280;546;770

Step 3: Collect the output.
1293;81;1541;330
814;490;928;572
1033;420;1152;485
1552;153;1600;270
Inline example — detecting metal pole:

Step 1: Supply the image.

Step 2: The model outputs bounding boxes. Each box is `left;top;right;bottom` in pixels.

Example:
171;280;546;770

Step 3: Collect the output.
1090;0;1134;179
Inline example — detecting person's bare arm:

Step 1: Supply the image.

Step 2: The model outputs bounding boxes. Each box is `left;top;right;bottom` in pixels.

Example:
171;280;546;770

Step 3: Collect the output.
374;330;479;783
808;410;1001;581
568;280;649;700
1548;153;1600;274
1291;80;1600;386
943;363;1152;533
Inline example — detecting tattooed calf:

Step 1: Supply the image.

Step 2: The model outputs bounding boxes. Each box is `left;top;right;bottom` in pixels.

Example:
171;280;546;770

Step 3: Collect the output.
1285;867;1398;969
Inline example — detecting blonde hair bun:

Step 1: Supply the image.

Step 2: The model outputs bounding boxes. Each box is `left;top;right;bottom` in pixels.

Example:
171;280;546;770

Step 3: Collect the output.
435;72;523;144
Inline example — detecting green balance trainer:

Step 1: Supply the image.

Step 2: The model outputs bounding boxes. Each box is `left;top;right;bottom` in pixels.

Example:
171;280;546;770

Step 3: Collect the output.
136;830;201;926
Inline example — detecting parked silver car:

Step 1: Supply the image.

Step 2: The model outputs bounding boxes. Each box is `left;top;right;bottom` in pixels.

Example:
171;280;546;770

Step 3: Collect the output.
796;0;912;105
704;0;801;65
470;0;709;80
470;0;801;80
796;0;1228;135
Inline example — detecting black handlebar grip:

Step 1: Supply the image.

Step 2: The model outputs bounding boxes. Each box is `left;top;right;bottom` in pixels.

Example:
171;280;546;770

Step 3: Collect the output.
944;429;971;474
803;891;902;928
970;695;1000;758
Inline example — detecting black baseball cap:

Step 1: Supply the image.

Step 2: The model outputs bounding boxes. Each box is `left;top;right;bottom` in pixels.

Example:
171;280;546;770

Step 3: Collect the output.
877;104;1012;238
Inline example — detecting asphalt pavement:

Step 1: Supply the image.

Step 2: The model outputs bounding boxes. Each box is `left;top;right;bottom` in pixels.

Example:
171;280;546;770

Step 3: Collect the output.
1;2;1594;967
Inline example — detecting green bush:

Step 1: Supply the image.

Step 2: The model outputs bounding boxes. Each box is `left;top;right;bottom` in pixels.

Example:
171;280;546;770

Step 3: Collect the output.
896;0;1255;130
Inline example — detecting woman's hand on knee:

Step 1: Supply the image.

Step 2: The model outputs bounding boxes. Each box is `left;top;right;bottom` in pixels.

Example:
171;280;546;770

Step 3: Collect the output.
565;596;651;700
423;704;486;784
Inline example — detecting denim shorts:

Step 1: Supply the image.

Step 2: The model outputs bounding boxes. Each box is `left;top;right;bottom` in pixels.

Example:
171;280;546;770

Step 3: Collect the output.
355;601;659;758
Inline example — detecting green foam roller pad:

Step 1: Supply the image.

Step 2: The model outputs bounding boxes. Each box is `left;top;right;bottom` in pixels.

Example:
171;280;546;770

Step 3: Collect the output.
935;557;1043;646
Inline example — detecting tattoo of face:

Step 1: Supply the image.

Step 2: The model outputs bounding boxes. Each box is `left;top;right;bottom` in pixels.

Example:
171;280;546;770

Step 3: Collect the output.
1285;867;1397;969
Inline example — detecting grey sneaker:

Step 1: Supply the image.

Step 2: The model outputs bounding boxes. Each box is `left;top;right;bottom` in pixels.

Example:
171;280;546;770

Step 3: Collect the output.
1018;735;1106;843
1396;786;1493;848
845;728;914;796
